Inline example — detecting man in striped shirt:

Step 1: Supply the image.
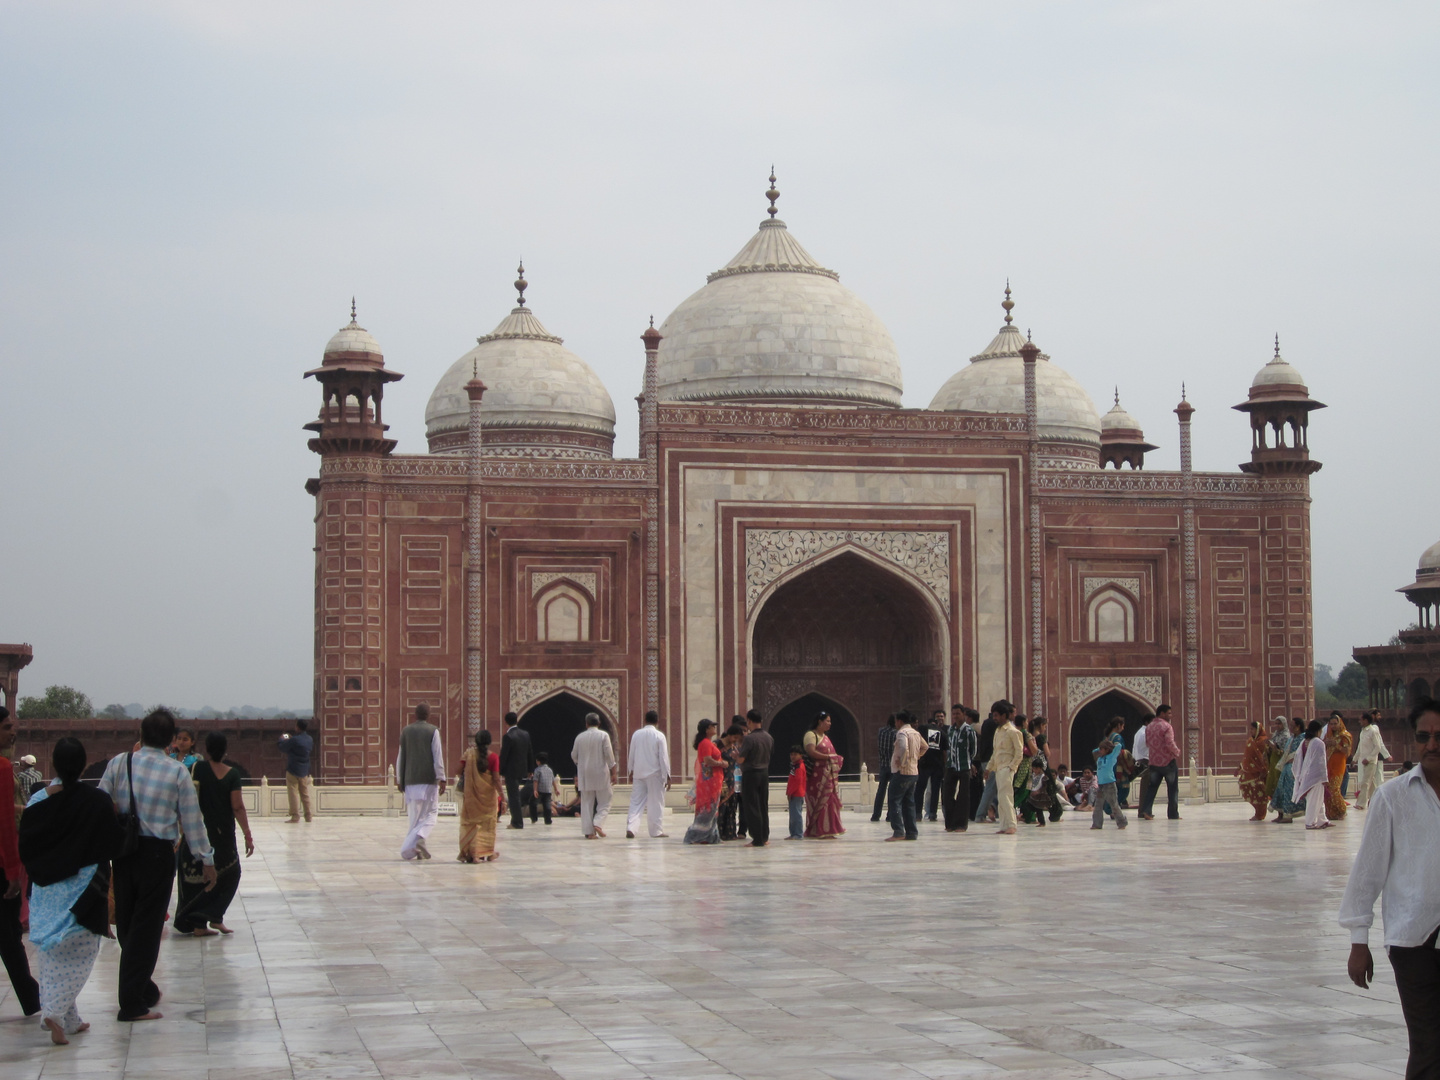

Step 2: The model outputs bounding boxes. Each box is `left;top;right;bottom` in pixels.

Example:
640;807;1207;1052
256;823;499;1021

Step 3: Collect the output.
99;709;215;1022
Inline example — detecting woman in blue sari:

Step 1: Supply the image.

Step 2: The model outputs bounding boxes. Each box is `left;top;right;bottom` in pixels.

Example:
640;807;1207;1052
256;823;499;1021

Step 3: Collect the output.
18;738;122;1045
1269;716;1306;824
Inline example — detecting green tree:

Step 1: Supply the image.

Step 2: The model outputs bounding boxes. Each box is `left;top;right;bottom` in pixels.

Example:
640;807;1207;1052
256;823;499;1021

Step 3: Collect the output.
1314;663;1335;693
99;703;129;720
1331;662;1369;704
17;685;95;719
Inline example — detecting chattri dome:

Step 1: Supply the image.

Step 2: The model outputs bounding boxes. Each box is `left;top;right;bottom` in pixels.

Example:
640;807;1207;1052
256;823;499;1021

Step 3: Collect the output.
1101;392;1143;434
425;267;616;458
1251;335;1309;390
927;288;1102;447
654;173;903;408
1419;539;1440;574
322;301;385;365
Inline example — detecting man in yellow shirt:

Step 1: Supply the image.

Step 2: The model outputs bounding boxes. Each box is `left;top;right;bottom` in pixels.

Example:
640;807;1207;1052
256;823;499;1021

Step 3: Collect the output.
988;706;1025;835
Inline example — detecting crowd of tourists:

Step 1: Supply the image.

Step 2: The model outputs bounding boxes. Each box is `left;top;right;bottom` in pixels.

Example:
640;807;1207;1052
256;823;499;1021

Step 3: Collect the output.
1236;709;1395;829
4;695;1436;1072
0;705;252;1046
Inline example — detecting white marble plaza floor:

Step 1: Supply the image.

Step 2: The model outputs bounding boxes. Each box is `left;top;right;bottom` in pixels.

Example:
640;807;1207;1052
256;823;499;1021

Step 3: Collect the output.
0;801;1411;1080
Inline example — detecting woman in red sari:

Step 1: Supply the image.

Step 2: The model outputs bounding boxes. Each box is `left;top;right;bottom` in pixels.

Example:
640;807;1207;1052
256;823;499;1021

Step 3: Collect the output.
1236;719;1271;821
684;720;724;845
1324;714;1352;820
802;712;845;838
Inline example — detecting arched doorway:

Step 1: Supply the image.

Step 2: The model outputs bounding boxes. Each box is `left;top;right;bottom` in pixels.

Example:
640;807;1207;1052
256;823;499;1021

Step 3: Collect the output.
767;692;860;779
517;692;615;780
1069;689;1151;772
751;551;945;775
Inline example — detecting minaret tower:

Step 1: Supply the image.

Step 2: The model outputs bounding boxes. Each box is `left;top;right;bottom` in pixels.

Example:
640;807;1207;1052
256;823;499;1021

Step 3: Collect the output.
1234;336;1324;723
304;303;404;785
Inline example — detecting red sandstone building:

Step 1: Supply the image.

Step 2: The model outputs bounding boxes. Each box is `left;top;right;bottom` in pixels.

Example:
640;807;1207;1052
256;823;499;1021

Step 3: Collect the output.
303;182;1323;784
1350;540;1440;763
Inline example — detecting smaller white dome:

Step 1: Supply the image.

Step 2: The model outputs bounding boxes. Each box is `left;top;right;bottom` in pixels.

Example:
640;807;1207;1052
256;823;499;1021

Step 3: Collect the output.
324;306;383;361
1419;540;1440;573
928;319;1102;446
426;294;616;458
1101;392;1143;434
1251;336;1307;389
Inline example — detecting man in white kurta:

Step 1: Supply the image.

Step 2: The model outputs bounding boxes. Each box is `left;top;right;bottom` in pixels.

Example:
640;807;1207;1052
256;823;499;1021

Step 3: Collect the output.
571;713;616;839
396;704;447;860
626;711;670;838
1354;712;1390;809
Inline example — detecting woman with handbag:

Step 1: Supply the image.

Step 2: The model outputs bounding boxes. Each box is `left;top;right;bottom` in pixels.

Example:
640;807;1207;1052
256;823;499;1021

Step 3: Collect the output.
18;737;124;1045
173;733;254;937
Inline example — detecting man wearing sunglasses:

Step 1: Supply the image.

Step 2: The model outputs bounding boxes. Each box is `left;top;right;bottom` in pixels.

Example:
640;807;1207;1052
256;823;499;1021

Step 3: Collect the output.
1340;697;1440;1078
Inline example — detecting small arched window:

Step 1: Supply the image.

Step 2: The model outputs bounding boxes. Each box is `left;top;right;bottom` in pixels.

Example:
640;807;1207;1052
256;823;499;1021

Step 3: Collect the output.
1088;587;1135;643
536;583;591;643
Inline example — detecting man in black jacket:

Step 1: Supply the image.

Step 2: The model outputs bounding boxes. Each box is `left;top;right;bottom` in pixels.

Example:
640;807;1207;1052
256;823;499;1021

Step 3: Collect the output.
972;702;1006;822
498;712;535;830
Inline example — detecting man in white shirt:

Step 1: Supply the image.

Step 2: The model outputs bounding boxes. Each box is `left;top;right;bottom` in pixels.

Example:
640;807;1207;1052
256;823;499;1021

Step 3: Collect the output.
626;710;670;839
1130;716;1150;810
1339;697;1440;1077
572;713;617;840
1354;711;1390;810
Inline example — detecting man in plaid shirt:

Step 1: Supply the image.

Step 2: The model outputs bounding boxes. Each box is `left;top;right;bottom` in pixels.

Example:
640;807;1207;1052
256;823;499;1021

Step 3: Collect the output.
99;708;215;1022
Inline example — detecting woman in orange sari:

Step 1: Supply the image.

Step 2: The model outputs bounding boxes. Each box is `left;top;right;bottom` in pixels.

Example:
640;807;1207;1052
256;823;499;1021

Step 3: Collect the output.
458;730;502;862
803;712;845;838
1323;714;1351;820
1237;719;1271;821
684;720;724;845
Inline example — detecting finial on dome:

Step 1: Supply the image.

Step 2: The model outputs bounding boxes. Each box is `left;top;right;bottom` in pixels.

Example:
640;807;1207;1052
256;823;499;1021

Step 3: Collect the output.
514;261;528;308
1274;333;1281;359
765;167;780;218
1182;381;1187;400
350;296;357;323
649;315;654;328
1114;386;1120;407
1002;281;1014;325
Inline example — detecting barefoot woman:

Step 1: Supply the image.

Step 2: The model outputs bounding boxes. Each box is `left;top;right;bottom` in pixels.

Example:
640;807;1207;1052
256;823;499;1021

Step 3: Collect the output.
19;738;123;1044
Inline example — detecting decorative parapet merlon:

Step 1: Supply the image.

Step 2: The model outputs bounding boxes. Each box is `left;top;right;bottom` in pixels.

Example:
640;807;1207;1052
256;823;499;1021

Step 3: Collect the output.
657;404;1028;436
1038;470;1292;497
318;454;650;484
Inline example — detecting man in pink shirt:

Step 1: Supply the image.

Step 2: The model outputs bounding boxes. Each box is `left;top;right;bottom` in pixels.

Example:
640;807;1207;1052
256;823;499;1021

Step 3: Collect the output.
1138;703;1182;820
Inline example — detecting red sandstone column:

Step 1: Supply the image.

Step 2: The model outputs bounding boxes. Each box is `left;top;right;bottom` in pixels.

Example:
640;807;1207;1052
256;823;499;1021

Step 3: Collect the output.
1175;395;1200;765
1021;336;1043;716
464;374;487;735
639;321;664;766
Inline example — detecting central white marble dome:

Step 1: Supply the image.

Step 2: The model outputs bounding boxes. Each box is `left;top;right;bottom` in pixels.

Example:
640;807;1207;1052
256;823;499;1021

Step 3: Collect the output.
655;185;902;408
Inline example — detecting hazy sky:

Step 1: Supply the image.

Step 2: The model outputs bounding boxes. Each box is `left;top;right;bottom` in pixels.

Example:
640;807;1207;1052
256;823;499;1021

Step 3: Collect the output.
2;2;1435;709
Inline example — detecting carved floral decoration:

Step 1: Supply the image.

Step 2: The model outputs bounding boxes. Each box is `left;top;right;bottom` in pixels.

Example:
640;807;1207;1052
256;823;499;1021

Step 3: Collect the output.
744;529;950;618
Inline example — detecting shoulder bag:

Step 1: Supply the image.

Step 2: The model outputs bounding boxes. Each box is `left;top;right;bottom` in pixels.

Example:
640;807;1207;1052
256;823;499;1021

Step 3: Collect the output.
114;752;141;860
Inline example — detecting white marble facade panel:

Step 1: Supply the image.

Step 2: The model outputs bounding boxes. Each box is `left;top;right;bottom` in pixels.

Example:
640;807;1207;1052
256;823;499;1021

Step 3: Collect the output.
676;462;1016;732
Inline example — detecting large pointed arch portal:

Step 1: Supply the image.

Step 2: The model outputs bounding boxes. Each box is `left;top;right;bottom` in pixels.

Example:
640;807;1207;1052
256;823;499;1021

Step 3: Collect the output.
749;551;946;774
